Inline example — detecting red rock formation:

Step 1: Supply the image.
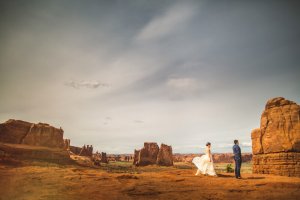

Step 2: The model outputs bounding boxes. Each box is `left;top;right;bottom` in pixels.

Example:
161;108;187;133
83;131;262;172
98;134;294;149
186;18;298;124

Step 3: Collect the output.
0;119;65;149
64;139;70;150
156;143;173;166
133;149;140;165
0;143;72;164
70;146;82;155
21;123;64;149
213;154;230;163
251;97;300;177
79;145;93;157
114;155;121;161
241;153;253;163
134;142;174;166
105;154;133;162
107;156;116;162
124;155;131;162
101;152;108;163
0;120;32;144
172;153;197;163
136;142;159;166
213;153;252;163
92;152;101;166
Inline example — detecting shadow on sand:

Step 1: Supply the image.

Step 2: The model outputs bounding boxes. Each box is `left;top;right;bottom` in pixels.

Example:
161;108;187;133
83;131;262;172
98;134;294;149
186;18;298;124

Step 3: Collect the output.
217;174;234;178
217;174;265;180
246;177;265;180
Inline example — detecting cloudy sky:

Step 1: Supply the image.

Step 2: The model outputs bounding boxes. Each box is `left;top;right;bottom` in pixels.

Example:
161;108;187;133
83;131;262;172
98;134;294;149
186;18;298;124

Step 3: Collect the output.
0;0;299;153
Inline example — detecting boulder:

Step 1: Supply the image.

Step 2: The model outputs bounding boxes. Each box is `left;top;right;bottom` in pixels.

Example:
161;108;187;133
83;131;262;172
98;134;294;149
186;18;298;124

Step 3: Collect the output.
0;119;65;149
156;143;173;166
136;142;159;166
251;97;300;177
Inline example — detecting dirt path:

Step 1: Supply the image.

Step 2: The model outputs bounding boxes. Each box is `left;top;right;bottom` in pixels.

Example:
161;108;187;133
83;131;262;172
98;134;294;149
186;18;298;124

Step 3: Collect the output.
0;164;300;200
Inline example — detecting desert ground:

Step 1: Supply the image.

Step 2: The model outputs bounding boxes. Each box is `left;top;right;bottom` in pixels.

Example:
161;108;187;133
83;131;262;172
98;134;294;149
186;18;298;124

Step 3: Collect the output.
1;160;300;200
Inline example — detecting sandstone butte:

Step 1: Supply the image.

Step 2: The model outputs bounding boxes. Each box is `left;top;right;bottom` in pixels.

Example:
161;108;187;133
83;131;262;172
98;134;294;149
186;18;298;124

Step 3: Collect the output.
0;119;71;164
251;97;300;177
134;142;174;166
156;143;173;166
0;119;65;149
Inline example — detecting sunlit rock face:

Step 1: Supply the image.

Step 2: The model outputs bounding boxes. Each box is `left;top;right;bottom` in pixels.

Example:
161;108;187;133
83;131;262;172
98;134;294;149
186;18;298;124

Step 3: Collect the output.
134;142;174;166
251;97;300;177
0;119;32;144
136;142;159;166
157;143;173;166
0;119;65;149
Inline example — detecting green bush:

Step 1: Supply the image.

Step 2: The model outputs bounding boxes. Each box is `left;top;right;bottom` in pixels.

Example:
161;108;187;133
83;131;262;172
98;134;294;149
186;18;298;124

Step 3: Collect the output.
226;164;234;173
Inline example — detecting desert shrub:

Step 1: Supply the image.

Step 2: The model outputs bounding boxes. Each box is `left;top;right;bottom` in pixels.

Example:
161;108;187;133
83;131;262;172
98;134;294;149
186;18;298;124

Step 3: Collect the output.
226;164;234;173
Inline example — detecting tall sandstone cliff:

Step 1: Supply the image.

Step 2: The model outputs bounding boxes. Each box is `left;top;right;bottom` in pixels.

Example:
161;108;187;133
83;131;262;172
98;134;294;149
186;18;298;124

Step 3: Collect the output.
251;97;300;177
0;119;65;149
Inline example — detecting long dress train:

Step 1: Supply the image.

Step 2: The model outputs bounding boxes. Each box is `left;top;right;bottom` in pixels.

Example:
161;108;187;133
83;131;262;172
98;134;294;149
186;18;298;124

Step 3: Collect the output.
192;147;216;176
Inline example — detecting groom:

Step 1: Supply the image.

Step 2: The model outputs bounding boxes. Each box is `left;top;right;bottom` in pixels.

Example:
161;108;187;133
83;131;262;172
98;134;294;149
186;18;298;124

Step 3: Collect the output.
233;140;242;179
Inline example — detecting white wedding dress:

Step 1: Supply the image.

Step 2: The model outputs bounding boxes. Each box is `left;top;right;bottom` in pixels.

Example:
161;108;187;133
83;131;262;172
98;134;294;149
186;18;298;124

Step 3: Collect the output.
192;147;216;176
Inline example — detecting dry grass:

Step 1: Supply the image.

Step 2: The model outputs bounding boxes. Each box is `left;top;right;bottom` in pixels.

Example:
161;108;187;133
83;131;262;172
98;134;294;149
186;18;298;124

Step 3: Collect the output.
0;160;299;200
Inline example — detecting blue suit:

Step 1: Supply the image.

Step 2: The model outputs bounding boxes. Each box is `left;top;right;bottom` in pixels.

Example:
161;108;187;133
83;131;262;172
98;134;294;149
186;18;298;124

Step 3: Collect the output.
233;144;242;178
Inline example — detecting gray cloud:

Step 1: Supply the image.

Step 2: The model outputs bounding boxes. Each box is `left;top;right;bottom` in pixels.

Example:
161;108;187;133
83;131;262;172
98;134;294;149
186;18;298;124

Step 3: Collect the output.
0;0;299;153
136;3;196;41
64;80;110;89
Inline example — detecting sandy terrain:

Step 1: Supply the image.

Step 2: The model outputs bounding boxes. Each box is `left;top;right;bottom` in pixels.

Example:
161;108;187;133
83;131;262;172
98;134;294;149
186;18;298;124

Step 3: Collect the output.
0;161;300;200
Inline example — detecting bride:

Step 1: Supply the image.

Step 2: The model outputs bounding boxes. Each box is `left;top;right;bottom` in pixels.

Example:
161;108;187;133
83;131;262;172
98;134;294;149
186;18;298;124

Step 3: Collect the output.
192;142;217;176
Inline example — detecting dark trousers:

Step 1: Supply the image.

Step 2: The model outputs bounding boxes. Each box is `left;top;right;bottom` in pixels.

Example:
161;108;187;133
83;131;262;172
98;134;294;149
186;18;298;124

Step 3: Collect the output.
234;158;242;178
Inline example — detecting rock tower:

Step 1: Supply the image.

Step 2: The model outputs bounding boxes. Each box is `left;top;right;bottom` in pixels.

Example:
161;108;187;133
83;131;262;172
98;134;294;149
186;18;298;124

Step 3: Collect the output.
251;97;300;177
